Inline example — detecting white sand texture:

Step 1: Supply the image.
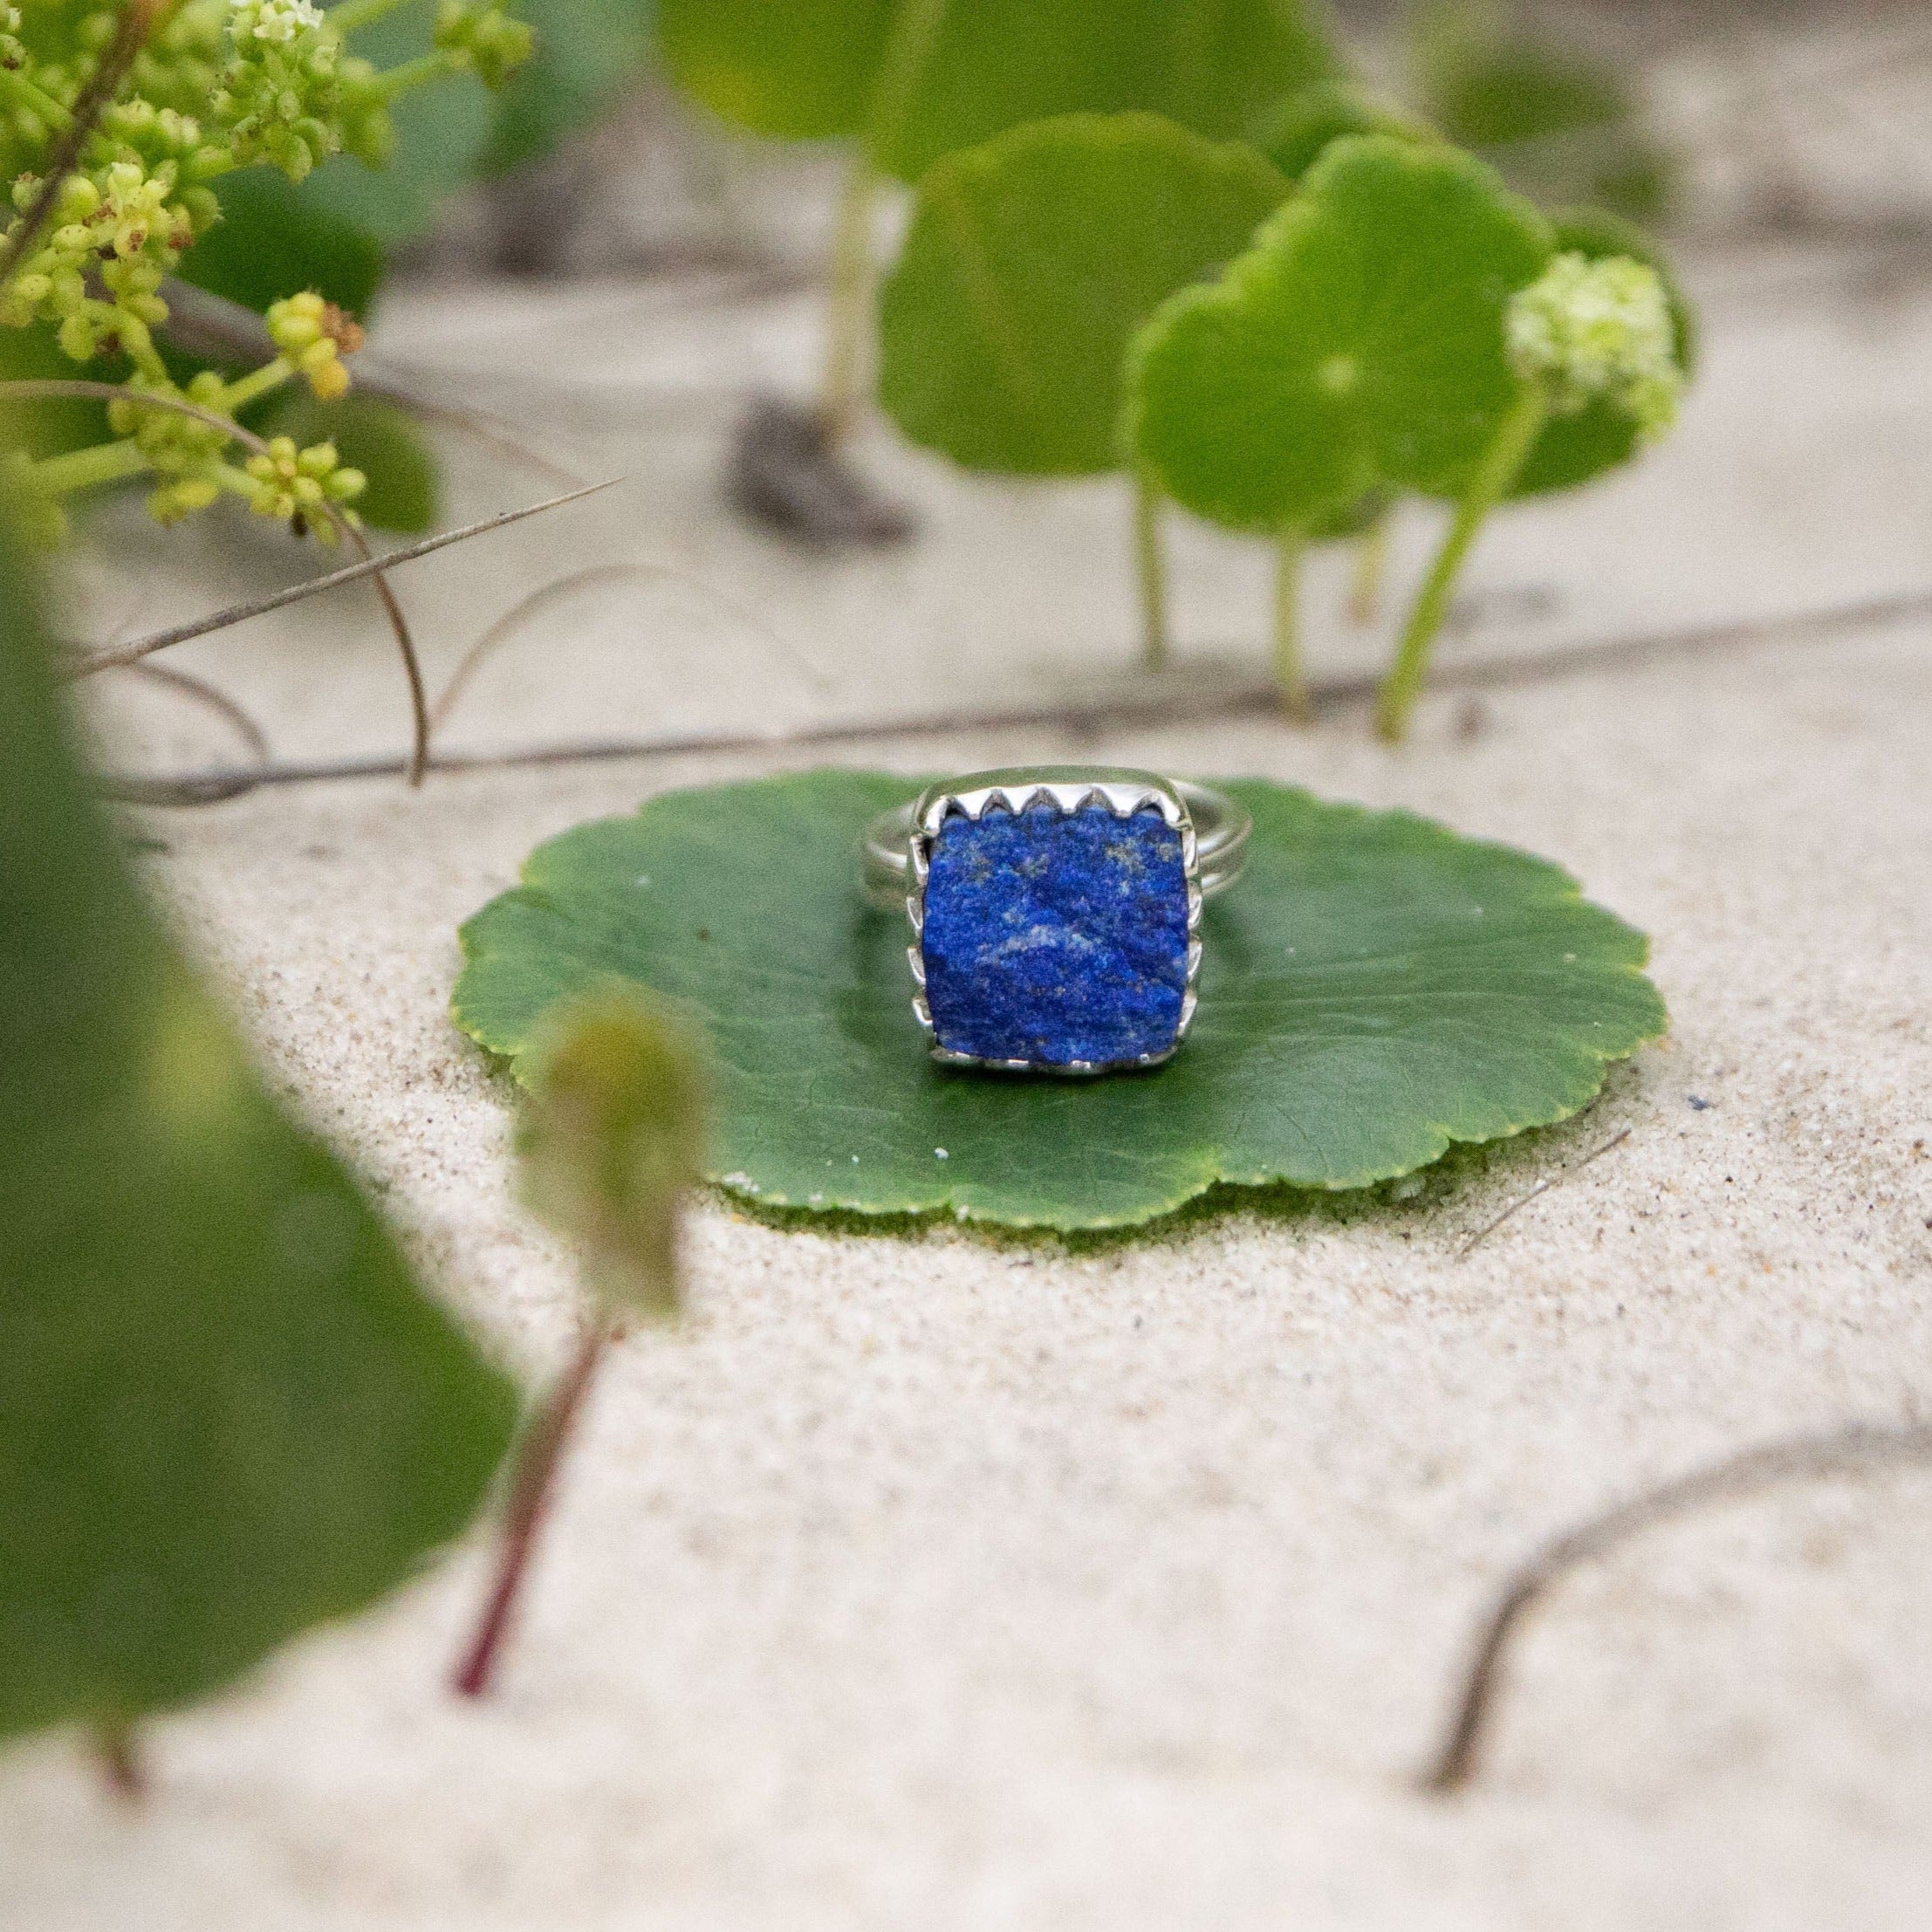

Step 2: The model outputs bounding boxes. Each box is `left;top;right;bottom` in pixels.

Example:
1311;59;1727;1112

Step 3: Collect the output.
4;222;1932;1930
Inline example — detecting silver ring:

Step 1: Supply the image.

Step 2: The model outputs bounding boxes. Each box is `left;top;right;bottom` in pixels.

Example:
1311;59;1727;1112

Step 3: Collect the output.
860;766;1251;1077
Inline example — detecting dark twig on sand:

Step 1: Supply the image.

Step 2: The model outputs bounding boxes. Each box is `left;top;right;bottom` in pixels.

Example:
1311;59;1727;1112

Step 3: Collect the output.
1455;1127;1633;1260
1422;1422;1932;1793
92;578;1932;809
65;483;619;681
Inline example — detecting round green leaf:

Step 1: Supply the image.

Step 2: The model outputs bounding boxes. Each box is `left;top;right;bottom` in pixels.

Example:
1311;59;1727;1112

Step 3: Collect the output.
878;113;1288;477
1509;206;1698;499
656;0;891;144
884;0;1338;182
453;771;1665;1233
657;0;1336;181
0;519;515;1740
1411;3;1677;226
1128;135;1553;536
1252;78;1434;184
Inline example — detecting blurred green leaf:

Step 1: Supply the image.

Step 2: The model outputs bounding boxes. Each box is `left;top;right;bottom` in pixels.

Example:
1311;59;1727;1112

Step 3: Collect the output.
1129;135;1552;536
307;10;496;244
257;389;442;533
658;0;1337;180
0;320;108;460
879;113;1286;476
657;0;889;143
483;0;656;175
178;168;387;320
516;984;708;1320
1510;206;1696;498
1252;77;1434;183
1410;0;1677;225
453;771;1665;1232
0;515;517;1742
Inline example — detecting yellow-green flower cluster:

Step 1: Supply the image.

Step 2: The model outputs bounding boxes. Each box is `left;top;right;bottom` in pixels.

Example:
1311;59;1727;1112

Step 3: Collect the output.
434;0;533;89
0;0;531;545
265;289;362;401
107;369;232;521
1507;252;1684;442
213;0;347;180
243;432;367;540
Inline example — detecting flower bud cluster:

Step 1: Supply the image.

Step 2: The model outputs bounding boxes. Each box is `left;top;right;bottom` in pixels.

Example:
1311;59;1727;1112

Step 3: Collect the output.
1507;252;1684;442
434;0;534;89
243;432;367;540
212;0;344;181
2;164;188;377
266;289;363;401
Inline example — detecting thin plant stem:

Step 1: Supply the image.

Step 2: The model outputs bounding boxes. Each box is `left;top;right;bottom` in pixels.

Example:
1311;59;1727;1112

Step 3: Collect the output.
1422;1422;1932;1794
94;1722;147;1802
1346;504;1391;627
1133;465;1170;673
816;0;951;439
65;482;617;678
1375;381;1549;743
216;355;295;415
2;378;271;469
817;149;879;442
27;437;152;497
451;1319;613;1699
113;659;271;761
429;560;825;743
369;50;461;102
1273;524;1311;723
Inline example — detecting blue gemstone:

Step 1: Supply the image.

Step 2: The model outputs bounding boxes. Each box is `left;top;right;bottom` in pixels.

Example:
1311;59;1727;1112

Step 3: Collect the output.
921;800;1189;1069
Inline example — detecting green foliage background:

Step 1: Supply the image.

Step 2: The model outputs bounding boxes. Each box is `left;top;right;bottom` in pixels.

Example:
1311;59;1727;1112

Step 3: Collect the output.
0;514;516;1741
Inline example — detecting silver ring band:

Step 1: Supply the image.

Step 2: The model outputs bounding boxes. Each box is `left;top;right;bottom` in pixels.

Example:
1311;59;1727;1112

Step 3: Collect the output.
862;770;1250;914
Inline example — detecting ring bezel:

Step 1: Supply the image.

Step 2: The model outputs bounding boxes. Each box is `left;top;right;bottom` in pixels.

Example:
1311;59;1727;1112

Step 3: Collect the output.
901;769;1204;1077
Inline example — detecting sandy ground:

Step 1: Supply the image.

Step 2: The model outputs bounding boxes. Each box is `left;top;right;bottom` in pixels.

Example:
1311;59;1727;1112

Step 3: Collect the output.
3;219;1932;1928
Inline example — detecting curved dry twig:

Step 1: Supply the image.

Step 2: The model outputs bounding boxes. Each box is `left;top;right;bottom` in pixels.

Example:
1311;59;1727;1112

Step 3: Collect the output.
106;660;271;762
88;576;1932;810
0;377;275;448
428;561;829;742
2;377;432;779
64;483;620;679
1422;1421;1932;1794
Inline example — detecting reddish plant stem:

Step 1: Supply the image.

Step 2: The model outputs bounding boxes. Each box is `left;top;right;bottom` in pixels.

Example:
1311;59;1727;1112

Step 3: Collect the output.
451;1318;612;1698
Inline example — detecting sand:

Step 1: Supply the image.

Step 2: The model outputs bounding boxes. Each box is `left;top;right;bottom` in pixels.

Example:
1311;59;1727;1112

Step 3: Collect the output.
3;221;1932;1929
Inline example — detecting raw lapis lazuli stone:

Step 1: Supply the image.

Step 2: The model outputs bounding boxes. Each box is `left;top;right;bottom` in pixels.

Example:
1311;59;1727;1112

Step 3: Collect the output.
921;799;1190;1068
